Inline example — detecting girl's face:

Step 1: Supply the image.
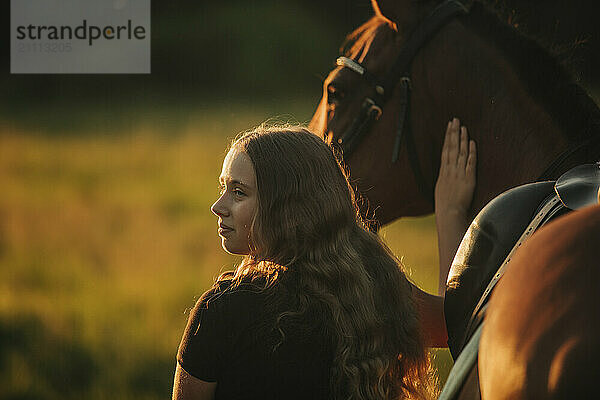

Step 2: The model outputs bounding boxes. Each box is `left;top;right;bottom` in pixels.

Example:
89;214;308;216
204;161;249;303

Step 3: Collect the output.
211;148;258;255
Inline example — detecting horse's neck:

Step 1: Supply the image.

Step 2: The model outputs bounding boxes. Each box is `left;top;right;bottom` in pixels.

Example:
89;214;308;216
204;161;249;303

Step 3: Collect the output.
412;18;575;217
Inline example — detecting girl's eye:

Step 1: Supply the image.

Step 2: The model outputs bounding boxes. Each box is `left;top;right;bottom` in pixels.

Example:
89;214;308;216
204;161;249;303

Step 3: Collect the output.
217;184;245;197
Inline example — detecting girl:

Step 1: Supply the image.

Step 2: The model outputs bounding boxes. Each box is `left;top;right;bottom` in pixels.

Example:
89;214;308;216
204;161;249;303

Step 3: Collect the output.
173;119;475;400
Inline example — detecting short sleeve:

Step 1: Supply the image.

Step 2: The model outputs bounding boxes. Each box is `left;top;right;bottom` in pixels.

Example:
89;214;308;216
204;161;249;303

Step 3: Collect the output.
176;288;228;382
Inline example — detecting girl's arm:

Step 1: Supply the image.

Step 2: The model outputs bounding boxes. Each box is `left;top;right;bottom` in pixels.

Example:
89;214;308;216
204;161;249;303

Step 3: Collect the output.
172;364;216;400
413;118;476;348
434;118;476;295
413;284;448;348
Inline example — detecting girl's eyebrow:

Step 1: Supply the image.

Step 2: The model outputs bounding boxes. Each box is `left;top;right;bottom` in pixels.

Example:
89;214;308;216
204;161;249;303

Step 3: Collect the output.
231;179;250;188
219;177;252;189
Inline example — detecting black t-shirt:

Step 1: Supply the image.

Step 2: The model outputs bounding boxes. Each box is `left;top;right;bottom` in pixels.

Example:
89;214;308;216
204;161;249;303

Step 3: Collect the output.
177;279;333;399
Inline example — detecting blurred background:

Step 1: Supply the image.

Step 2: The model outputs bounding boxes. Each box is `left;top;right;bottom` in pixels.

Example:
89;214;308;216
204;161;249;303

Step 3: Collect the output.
0;1;597;399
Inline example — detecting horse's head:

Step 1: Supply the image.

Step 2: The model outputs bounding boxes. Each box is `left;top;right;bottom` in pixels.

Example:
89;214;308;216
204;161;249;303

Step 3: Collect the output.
310;0;461;225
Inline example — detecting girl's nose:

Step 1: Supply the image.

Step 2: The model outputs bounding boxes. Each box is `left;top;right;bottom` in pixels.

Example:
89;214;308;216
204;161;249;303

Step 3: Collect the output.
211;195;229;217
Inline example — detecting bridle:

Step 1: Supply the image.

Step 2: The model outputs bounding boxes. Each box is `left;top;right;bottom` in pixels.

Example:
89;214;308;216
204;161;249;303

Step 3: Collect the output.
330;0;467;205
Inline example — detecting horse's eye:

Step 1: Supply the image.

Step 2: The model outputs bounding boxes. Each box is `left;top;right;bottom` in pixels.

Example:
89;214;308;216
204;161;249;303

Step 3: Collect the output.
327;83;344;105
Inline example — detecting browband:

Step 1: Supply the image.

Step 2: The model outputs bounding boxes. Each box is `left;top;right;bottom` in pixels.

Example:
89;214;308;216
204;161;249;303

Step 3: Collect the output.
336;57;364;75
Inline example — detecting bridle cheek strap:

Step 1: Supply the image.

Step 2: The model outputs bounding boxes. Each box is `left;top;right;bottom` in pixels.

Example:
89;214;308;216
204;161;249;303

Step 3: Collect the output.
392;77;411;163
338;98;382;156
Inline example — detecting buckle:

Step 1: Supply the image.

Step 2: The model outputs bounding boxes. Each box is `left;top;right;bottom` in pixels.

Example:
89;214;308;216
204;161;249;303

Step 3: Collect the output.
400;76;412;90
363;98;382;120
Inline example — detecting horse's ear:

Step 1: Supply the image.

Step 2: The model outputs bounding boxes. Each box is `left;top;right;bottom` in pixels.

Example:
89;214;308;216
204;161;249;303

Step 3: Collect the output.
371;0;443;34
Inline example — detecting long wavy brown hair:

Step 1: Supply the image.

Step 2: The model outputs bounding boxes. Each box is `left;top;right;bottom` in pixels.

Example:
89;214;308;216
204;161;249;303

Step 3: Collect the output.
212;124;435;399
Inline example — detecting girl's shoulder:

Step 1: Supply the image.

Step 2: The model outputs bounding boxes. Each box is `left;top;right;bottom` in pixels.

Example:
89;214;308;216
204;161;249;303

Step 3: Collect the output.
197;274;275;313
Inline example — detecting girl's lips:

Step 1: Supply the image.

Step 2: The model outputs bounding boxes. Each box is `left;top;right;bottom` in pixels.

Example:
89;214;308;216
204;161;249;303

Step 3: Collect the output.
218;229;233;237
218;224;234;236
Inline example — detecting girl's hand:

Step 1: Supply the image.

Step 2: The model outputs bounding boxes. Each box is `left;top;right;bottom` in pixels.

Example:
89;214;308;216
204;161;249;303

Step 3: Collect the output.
435;118;476;217
435;118;477;295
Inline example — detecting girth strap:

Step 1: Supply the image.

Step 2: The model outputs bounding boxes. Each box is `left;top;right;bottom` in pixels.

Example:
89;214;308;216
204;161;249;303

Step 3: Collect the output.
438;322;484;400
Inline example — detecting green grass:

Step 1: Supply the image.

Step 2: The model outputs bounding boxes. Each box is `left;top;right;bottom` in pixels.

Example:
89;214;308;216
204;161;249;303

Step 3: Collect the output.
0;105;451;399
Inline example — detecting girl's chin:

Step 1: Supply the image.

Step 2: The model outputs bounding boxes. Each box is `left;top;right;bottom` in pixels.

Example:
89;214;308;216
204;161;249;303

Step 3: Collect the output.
221;240;250;256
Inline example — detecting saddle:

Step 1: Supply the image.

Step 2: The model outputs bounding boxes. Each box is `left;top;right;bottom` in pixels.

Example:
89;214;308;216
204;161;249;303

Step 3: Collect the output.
439;163;600;399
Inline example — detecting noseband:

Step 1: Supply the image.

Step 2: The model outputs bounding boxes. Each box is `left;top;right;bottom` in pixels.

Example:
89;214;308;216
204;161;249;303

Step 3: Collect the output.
332;0;467;205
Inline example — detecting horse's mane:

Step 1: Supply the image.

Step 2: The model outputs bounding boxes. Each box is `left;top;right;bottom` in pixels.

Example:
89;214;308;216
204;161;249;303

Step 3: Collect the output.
342;16;394;62
343;3;600;142
461;2;600;141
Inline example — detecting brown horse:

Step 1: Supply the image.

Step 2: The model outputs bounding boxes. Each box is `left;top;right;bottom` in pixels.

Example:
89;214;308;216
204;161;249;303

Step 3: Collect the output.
431;166;599;399
309;0;600;397
309;0;600;226
479;203;600;399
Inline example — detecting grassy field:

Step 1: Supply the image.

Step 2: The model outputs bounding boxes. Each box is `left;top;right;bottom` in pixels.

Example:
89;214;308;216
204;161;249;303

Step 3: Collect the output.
0;105;451;399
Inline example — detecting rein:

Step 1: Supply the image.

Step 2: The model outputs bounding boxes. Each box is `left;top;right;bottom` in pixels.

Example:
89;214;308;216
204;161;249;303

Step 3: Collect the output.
537;132;600;180
333;0;467;205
